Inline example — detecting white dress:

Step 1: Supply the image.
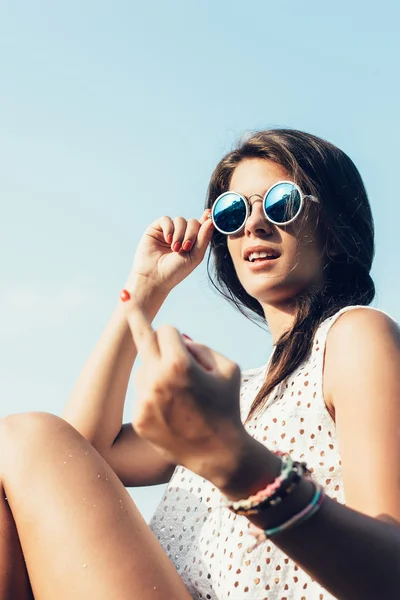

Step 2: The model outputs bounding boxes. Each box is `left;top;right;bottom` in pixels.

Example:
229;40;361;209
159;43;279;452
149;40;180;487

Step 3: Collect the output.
149;306;382;599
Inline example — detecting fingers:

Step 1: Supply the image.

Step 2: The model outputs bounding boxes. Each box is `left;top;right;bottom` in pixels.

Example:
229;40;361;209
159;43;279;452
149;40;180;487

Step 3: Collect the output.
199;209;212;226
170;217;187;252
183;339;216;372
126;300;160;359
182;337;240;382
171;211;214;256
156;325;191;366
126;301;193;366
157;216;174;245
156;328;224;380
195;214;214;255
155;210;213;254
180;218;200;252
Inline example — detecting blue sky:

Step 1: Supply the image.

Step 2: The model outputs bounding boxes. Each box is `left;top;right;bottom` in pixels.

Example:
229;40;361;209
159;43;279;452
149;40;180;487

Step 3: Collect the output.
1;1;399;521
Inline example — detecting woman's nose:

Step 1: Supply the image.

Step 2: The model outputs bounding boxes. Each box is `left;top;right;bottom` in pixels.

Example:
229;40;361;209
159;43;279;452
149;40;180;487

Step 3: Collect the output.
244;200;274;237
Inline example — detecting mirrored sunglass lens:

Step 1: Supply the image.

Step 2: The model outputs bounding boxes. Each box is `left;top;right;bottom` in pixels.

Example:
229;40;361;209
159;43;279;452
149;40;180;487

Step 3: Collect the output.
264;183;301;223
213;193;247;233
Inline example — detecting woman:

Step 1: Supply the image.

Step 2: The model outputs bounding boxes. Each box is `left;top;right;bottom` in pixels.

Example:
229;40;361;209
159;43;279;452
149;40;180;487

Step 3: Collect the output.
1;129;399;599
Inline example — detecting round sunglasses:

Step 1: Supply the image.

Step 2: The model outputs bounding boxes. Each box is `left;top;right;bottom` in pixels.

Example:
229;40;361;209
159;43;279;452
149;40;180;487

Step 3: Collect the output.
210;180;318;235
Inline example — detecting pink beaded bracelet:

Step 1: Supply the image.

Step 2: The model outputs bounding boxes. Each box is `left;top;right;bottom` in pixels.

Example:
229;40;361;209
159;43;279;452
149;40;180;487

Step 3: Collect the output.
226;453;308;515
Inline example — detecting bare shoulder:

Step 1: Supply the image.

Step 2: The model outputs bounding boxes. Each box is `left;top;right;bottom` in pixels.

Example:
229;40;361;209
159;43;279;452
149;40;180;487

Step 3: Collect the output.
322;307;400;519
324;307;400;411
327;307;399;346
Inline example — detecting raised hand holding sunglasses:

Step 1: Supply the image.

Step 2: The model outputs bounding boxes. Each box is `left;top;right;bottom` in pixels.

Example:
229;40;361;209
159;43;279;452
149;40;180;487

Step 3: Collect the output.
125;209;214;300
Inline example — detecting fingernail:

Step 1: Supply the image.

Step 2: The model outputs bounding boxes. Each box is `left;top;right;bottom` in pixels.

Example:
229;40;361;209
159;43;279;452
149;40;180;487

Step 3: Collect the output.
182;334;192;341
182;240;192;251
172;241;181;252
120;289;131;302
167;233;173;244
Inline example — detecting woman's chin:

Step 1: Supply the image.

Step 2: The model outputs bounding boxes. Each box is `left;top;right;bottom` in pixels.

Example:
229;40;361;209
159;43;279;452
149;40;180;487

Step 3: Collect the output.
243;279;307;307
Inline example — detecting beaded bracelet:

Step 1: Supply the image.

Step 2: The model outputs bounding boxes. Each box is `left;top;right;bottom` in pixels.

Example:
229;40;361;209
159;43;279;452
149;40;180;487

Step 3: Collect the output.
264;482;325;538
226;453;292;514
262;460;308;510
226;453;307;516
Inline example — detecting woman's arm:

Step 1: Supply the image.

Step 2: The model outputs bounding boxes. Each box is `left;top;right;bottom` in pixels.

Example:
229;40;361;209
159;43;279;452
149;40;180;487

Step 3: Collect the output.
62;212;214;486
62;277;177;485
63;276;167;449
125;301;400;597
218;308;400;600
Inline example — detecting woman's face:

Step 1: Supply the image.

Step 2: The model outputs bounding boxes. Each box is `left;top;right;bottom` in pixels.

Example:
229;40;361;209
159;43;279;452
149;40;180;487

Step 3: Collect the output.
226;158;325;307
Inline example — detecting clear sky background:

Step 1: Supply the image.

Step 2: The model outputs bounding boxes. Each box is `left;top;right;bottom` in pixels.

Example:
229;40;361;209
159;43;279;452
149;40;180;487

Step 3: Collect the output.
1;1;399;522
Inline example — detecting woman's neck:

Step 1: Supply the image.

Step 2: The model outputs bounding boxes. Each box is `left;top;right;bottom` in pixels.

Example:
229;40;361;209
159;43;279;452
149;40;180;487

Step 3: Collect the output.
262;302;298;344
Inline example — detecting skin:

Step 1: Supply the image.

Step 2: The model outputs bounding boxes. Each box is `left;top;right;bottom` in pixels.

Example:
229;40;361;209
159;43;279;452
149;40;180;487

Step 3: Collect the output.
0;413;192;600
1;158;399;599
227;159;325;340
0;211;214;599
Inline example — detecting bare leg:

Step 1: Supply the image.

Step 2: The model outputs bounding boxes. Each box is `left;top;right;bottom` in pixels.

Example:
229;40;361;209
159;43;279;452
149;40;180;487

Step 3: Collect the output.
0;412;191;600
0;487;33;599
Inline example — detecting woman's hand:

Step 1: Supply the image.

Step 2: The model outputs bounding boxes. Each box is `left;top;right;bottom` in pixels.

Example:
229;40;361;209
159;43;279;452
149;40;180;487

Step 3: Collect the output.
127;210;214;295
126;299;251;488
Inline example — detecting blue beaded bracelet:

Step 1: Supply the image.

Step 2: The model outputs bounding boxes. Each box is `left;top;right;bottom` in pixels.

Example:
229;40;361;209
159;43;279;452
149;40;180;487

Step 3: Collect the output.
264;482;325;538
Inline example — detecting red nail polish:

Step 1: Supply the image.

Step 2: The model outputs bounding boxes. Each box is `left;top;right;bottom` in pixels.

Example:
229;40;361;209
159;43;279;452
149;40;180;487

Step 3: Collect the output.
182;240;192;251
167;233;173;244
173;241;181;252
182;334;192;341
120;289;131;302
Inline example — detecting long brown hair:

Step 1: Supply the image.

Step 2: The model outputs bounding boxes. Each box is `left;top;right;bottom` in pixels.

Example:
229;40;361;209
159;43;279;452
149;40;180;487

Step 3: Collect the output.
205;129;375;420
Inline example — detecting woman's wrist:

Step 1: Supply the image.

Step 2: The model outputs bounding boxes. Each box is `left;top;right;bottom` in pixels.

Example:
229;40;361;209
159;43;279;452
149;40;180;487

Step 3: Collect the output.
210;433;282;501
121;273;169;319
248;476;316;531
211;435;316;531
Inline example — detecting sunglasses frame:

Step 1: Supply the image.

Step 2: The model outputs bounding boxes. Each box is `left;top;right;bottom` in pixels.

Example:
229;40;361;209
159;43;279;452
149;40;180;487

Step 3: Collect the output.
211;180;318;235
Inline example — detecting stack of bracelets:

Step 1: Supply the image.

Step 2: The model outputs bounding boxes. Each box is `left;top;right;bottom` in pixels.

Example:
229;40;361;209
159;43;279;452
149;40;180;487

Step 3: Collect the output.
224;452;326;538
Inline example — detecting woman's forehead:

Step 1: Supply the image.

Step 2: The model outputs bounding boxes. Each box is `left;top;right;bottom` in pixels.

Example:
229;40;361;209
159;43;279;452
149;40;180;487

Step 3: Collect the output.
229;159;290;195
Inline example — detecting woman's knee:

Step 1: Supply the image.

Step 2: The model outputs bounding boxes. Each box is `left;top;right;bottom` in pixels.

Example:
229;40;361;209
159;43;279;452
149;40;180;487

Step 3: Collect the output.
1;411;67;439
0;412;81;466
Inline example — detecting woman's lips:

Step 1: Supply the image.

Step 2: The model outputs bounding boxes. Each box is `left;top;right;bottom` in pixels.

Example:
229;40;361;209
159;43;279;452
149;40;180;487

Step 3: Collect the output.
245;255;279;271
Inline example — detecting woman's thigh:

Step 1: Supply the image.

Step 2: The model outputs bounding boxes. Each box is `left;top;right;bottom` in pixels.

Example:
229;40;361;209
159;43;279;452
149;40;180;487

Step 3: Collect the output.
0;487;33;599
0;412;191;600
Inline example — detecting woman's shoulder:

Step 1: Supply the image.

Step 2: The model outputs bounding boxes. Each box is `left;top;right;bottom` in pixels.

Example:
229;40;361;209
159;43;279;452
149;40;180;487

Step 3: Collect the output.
323;305;400;425
322;305;399;400
321;305;399;343
316;305;398;349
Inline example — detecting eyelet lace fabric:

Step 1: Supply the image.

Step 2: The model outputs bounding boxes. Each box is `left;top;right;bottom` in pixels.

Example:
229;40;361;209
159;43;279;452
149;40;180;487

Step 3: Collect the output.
149;306;379;599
